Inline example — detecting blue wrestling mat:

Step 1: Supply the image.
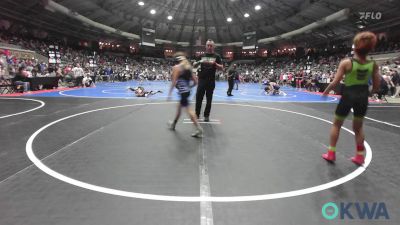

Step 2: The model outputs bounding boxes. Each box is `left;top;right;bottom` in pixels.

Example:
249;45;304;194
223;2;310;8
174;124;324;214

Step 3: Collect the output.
23;81;338;103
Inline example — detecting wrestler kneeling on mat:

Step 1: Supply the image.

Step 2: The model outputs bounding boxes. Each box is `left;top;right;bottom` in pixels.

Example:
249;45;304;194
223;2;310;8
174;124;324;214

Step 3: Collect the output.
264;79;281;95
167;52;203;138
322;31;380;165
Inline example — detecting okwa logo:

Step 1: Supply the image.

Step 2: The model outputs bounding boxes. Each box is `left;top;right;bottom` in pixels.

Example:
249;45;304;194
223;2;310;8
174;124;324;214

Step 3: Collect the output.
322;202;390;220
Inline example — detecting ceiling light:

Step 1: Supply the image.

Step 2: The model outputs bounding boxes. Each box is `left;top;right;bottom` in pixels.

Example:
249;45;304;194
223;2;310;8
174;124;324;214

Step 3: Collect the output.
167;15;173;20
255;5;261;11
244;13;249;18
150;9;156;14
227;17;232;22
138;1;144;6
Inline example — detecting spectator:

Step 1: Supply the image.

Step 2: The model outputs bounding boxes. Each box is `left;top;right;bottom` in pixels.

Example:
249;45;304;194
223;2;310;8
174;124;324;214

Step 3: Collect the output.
71;63;84;86
12;66;30;92
391;70;400;98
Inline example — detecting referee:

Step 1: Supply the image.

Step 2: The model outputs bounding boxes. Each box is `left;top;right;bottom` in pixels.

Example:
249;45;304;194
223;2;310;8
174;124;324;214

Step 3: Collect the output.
194;39;223;122
227;64;237;96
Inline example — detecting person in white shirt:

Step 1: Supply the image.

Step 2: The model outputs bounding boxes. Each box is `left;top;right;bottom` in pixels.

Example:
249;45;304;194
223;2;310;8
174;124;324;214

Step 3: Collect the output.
282;73;288;86
72;64;84;79
71;64;84;86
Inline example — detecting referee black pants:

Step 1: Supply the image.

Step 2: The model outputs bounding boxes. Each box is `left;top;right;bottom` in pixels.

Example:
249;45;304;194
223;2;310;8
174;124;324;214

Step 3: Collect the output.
196;80;215;118
227;79;234;95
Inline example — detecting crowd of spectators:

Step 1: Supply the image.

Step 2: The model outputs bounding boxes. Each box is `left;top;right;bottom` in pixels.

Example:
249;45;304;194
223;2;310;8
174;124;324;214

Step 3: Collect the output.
1;29;399;99
375;35;400;53
222;55;342;88
0;31;175;91
0;31;49;55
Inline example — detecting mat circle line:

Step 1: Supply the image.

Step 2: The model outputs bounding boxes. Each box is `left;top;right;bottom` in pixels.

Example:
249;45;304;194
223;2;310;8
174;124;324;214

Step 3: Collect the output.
0;98;45;119
26;102;372;202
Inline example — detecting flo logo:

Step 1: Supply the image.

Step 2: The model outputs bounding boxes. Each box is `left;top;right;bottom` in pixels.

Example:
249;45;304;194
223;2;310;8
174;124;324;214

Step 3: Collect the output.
322;202;390;220
359;12;382;20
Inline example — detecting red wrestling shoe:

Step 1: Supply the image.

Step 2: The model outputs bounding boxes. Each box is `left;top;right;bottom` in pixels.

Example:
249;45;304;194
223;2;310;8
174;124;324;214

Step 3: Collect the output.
322;151;336;162
351;155;365;166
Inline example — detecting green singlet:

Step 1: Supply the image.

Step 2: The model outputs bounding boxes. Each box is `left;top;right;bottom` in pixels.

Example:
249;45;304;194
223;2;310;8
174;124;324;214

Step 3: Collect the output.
344;59;374;87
